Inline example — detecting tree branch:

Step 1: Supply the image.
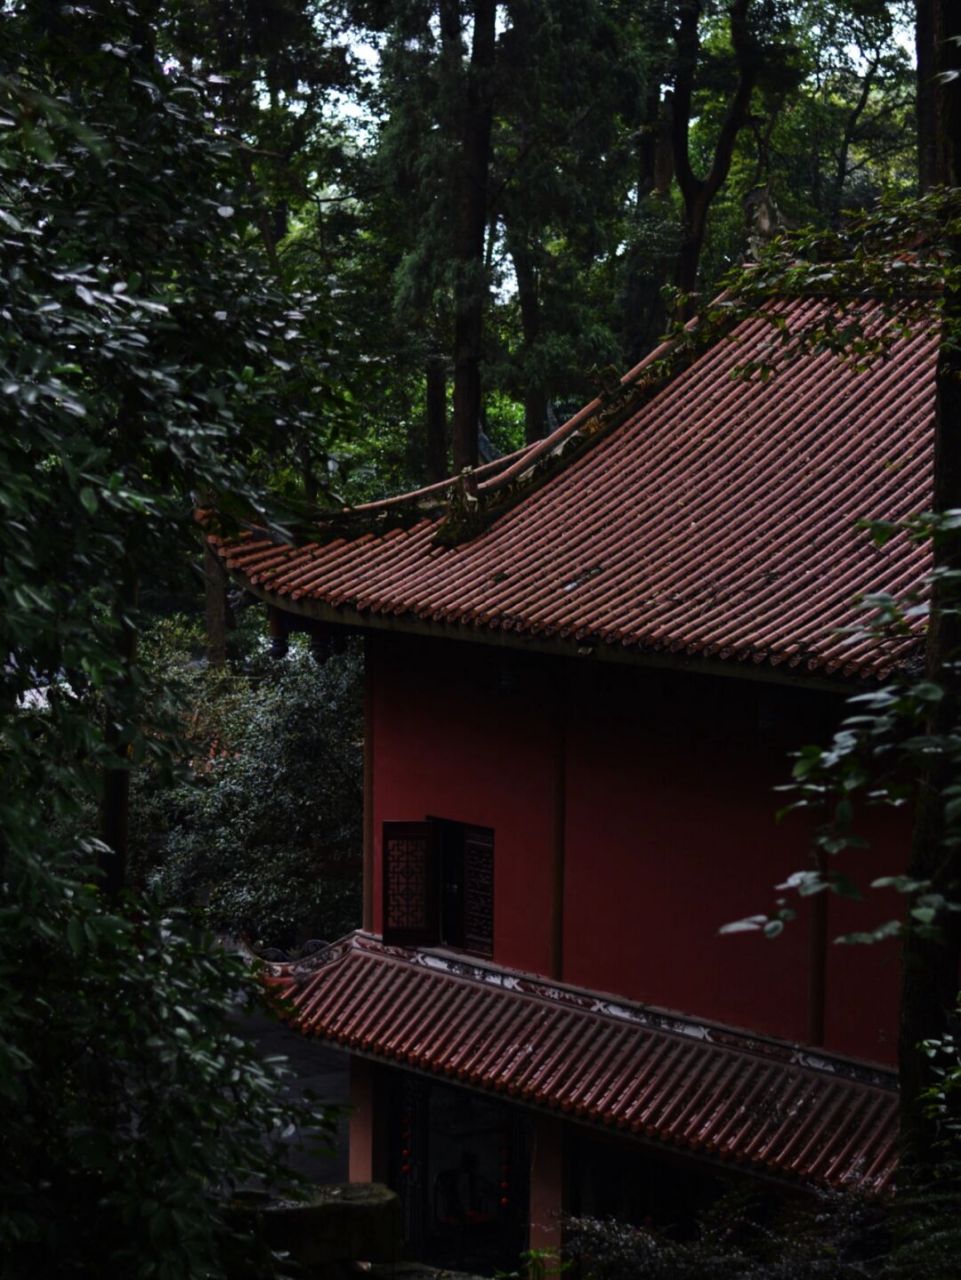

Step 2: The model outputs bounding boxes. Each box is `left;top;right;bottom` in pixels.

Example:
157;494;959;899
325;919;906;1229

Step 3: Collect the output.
671;0;701;203
701;0;759;204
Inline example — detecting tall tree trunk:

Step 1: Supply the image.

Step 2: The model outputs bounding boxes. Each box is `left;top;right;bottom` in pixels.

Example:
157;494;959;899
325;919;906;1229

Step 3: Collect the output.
204;540;228;667
830;60;878;226
451;0;496;471
898;319;961;1171
425;353;449;481
638;88;674;205
99;730;131;898
637;86;662;203
916;0;943;193
99;582;138;897
671;0;758;315
300;439;318;506
509;238;547;443
675;191;711;302
899;0;961;1173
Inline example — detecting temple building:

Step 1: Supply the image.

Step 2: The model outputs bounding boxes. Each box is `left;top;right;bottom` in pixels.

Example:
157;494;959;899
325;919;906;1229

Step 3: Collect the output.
212;297;935;1273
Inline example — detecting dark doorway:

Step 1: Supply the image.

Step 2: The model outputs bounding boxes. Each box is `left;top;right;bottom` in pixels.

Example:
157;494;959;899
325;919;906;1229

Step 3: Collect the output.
569;1129;730;1236
391;1074;528;1275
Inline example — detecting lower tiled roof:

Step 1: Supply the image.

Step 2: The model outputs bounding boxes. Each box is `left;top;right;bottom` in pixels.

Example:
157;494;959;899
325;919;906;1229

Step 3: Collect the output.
218;298;936;679
265;932;899;1194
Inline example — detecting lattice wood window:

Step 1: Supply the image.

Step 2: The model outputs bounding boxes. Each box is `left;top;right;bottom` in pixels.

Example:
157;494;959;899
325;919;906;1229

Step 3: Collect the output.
382;821;438;947
382;818;494;956
462;827;494;956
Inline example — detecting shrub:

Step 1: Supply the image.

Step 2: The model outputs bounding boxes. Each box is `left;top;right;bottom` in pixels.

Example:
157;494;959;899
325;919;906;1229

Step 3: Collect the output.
133;613;363;950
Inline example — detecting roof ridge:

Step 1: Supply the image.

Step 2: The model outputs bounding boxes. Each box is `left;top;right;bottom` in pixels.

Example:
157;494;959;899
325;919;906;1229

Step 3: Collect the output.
270;930;896;1091
223;301;726;553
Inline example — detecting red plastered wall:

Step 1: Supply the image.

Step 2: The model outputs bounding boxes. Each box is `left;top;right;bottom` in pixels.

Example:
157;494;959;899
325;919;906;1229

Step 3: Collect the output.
369;632;557;976
367;633;903;1066
561;666;807;1045
822;819;905;1065
559;665;903;1065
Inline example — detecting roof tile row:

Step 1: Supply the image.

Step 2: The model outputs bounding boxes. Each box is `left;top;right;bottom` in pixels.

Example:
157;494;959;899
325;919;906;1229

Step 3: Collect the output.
266;933;899;1193
217;298;936;677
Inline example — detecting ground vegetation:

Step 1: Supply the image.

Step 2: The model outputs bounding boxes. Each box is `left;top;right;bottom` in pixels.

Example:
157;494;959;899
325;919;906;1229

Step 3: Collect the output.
564;1180;957;1278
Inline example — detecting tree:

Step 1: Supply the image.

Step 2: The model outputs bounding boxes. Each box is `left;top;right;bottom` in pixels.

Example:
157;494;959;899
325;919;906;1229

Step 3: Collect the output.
0;3;331;1272
314;1;918;479
356;0;497;471
693;0;916;248
619;1;915;342
897;0;961;1173
671;0;763;308
133;616;363;951
491;0;649;442
161;0;356;502
356;2;651;465
448;0;496;469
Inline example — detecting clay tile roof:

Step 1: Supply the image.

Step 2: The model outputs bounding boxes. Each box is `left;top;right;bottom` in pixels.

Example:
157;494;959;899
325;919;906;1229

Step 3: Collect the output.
217;297;937;679
266;932;899;1194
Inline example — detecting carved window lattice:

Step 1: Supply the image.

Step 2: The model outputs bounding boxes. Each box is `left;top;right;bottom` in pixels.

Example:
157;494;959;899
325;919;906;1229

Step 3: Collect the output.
386;837;429;932
463;833;494;956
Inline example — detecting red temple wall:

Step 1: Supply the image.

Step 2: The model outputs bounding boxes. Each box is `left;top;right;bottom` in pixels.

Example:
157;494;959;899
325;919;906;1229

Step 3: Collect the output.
369;632;558;977
368;633;906;1067
560;663;905;1065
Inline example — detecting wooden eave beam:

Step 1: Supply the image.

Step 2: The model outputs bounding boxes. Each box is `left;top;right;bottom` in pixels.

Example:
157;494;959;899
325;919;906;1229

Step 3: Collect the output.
235;575;870;696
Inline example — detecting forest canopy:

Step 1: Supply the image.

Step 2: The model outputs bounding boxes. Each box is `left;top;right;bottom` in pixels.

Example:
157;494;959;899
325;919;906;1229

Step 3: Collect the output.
137;0;920;496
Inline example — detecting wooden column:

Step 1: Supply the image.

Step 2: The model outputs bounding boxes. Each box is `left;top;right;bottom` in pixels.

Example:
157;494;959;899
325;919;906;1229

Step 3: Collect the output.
549;710;567;981
807;850;828;1046
99;578;138;896
362;634;375;933
529;1113;564;1257
267;606;289;659
349;1058;381;1183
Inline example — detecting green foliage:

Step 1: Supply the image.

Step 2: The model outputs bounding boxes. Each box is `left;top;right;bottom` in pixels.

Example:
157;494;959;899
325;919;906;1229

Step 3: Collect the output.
487;0;653;422
921;1008;961;1139
227;1;925;487
882;1175;961;1280
0;5;334;1274
707;182;961;1186
719;636;942;936
134;616;363;949
498;1246;570;1280
686;0;916;302
567;1185;961;1279
0;887;330;1279
718;187;959;321
565;1189;889;1280
0;3;945;1271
